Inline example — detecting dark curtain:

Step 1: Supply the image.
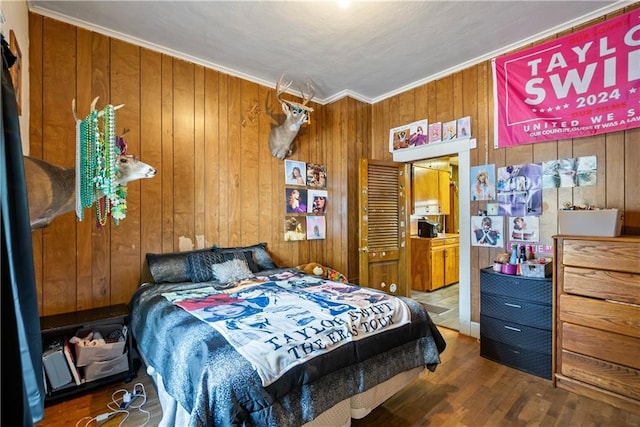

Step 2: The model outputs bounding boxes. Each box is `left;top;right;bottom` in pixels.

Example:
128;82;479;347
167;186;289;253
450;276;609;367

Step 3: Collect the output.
1;35;45;425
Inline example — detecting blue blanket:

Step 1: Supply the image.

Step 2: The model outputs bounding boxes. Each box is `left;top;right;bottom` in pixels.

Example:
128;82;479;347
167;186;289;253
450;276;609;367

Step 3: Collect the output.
129;269;446;426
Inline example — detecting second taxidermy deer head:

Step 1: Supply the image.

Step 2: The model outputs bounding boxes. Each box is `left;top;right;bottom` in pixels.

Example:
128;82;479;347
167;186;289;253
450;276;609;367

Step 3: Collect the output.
269;75;315;160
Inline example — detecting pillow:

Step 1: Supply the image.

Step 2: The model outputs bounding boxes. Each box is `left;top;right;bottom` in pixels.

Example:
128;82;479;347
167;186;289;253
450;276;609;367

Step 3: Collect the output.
214;242;277;272
146;247;214;283
221;250;260;274
186;251;225;283
211;259;254;283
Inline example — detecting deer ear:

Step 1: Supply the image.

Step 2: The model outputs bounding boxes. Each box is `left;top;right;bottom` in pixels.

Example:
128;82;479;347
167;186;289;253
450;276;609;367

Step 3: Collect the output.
281;102;290;113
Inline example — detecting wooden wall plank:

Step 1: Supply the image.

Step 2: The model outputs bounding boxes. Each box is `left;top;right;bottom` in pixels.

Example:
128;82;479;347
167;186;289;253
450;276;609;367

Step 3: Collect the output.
75;27;93;310
227;76;242;246
240;79;259;246
172;59;196;250
217;74;230;246
398;90;415;125
140;48;163;279
605;132;625;209
110;39;141;302
41;18;77;315
161;55;175;252
370;101;385;160
435;75;454;123
194;66;206;248
204;68;220;247
89;32;111;307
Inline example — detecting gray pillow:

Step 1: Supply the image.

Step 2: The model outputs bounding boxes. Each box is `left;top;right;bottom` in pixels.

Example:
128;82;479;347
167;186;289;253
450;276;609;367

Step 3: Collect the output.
214;242;277;272
146;247;215;283
211;259;254;283
186;251;225;283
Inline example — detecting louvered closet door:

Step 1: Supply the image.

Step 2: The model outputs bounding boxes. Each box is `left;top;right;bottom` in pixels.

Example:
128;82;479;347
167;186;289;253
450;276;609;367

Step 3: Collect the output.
358;159;411;297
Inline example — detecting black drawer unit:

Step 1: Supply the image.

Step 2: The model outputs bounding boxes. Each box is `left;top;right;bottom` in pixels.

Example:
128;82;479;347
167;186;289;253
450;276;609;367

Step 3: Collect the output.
480;268;552;379
40;304;138;404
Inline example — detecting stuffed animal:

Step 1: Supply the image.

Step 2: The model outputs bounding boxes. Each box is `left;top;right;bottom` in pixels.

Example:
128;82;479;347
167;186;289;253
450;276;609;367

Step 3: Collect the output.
296;262;327;277
295;262;348;283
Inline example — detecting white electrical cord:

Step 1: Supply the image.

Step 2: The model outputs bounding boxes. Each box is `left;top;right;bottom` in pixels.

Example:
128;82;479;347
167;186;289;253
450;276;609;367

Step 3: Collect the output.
75;382;149;427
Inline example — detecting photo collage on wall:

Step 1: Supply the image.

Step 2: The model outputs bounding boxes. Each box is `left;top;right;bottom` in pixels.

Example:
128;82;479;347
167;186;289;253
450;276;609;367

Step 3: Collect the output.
469;157;597;250
284;160;327;241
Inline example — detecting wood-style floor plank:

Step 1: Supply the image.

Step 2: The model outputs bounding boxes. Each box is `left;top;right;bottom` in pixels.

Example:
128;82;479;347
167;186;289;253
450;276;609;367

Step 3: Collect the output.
38;328;640;426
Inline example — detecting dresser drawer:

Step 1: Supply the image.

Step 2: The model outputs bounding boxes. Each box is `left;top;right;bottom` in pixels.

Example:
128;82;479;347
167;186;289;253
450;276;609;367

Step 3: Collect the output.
562;266;640;305
480;269;551;304
481;315;551;354
559;294;640;339
560;349;640;401
562;238;640;274
561;322;640;369
481;336;551;379
481;294;551;329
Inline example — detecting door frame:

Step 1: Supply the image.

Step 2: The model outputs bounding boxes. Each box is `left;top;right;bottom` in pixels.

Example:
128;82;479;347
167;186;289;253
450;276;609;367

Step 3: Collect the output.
393;138;478;338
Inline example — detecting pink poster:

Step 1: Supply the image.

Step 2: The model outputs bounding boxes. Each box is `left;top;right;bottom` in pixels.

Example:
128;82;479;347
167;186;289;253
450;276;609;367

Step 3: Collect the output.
493;9;640;148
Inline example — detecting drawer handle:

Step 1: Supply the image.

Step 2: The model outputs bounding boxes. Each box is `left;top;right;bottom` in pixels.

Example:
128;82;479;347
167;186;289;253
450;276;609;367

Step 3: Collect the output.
504;325;522;332
504;302;522;309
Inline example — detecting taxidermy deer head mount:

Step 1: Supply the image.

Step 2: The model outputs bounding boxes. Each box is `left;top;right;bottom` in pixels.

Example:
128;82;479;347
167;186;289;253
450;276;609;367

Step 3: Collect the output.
269;75;315;160
25;98;157;229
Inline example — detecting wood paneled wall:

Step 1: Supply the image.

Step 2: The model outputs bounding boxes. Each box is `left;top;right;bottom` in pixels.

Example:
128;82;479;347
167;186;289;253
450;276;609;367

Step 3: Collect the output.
29;14;366;316
368;5;640;322
30;6;639;323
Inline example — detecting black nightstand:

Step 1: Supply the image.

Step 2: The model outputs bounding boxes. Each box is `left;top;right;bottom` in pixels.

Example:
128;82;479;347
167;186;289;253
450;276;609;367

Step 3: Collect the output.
40;304;137;404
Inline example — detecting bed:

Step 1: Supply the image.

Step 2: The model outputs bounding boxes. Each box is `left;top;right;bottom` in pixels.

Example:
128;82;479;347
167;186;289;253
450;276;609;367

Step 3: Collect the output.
129;243;446;426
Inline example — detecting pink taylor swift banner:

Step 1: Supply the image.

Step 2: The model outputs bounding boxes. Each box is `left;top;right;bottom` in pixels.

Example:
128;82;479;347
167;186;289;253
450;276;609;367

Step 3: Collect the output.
493;9;640;148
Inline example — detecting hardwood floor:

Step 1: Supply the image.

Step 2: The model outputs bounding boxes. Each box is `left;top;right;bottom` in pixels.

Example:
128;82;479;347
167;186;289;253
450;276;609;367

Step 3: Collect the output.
39;328;640;426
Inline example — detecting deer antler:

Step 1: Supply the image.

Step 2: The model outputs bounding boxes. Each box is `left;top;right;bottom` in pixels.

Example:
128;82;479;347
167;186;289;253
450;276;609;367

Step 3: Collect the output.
72;99;80;123
299;81;315;107
275;74;293;103
72;97;125;123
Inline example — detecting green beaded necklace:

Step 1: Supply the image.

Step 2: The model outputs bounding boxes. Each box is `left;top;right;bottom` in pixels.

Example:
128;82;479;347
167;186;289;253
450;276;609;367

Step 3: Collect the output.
76;103;125;227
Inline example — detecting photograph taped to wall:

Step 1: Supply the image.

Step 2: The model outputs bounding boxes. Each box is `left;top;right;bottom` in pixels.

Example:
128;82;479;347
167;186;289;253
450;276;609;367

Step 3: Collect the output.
306;163;327;188
509;215;539;242
306;216;326;240
471;215;504;247
496;163;542;217
284;159;306;186
284;216;306;241
285;188;308;213
470;164;496;201
388;119;428;152
542;155;597;189
307;189;328;214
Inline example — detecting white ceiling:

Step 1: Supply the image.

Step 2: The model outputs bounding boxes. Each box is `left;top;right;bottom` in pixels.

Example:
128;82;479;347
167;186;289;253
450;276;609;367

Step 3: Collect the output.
29;1;627;104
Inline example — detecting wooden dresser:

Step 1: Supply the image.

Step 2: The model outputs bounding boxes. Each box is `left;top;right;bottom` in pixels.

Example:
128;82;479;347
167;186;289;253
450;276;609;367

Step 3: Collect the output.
554;235;640;414
411;235;459;292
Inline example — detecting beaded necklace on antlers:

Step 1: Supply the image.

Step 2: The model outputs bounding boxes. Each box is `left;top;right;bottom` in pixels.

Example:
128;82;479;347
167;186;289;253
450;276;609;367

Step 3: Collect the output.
76;103;127;226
